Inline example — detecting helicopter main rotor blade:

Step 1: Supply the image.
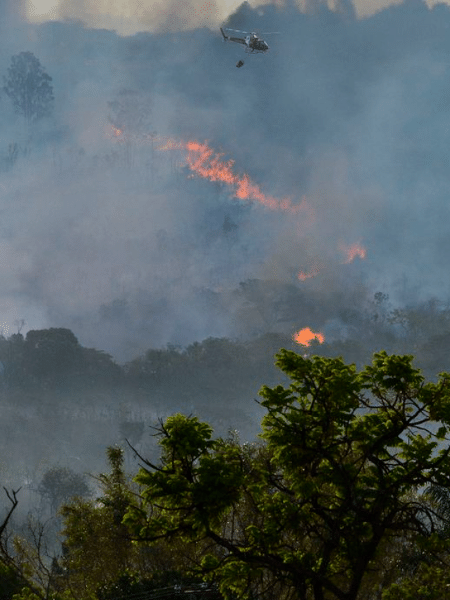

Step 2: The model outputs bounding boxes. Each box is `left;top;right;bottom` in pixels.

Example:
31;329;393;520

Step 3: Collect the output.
223;28;251;34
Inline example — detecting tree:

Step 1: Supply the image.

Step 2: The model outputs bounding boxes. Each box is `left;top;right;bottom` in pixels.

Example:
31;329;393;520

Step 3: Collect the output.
76;347;122;389
23;328;81;388
382;559;450;600
57;448;135;598
124;350;450;600
0;562;26;600
12;515;63;599
378;484;450;600
3;52;54;126
38;467;91;514
0;489;42;600
57;447;200;599
3;333;25;388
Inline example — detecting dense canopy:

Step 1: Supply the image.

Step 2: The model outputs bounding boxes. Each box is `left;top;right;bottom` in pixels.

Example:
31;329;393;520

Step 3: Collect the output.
124;350;450;600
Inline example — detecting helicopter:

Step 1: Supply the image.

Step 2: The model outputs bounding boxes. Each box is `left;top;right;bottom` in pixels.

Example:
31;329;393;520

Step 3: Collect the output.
220;27;278;66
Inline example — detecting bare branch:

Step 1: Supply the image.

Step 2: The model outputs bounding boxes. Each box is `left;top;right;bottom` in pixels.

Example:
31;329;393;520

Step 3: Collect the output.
0;487;20;545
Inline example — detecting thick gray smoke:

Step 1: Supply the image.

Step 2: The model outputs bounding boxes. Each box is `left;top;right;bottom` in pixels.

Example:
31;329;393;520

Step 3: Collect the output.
0;0;449;361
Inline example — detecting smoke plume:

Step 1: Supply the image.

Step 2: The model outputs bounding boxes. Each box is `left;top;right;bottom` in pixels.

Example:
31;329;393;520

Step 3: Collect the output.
0;0;449;362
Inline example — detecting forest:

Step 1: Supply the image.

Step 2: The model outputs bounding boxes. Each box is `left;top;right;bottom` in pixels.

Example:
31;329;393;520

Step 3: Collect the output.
3;347;450;600
1;289;450;482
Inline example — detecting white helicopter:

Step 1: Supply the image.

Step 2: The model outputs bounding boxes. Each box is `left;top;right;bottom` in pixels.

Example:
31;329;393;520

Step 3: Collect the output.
220;27;278;67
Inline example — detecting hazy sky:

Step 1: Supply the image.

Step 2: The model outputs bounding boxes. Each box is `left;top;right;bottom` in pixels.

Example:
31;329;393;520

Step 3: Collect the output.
25;0;417;33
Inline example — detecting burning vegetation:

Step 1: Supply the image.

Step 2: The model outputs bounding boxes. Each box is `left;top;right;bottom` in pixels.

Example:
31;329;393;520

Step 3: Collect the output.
293;326;325;346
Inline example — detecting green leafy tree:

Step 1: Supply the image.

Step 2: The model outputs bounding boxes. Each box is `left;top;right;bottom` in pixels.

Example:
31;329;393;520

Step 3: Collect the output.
382;559;450;600
379;484;450;600
58;447;201;599
97;571;222;600
125;350;450;600
0;563;27;600
3;52;54;126
58;448;134;598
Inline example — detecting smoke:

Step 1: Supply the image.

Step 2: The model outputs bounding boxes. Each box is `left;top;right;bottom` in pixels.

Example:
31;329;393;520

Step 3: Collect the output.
1;0;26;18
1;0;450;361
3;0;450;500
24;0;420;34
32;0;232;34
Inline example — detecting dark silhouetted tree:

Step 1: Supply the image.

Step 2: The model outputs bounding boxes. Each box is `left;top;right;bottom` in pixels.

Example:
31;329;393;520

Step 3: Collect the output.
38;467;90;514
3;51;54;126
24;328;81;387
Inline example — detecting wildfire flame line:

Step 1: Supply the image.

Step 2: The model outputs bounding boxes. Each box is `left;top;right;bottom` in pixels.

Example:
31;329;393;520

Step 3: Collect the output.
168;138;305;213
109;127;309;214
107;126;370;349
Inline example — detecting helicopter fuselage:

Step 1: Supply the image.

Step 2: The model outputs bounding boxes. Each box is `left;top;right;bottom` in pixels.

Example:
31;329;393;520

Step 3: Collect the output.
245;35;269;52
221;28;270;54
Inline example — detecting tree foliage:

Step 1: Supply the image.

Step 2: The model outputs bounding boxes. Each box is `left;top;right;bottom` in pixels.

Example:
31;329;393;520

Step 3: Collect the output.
38;467;91;514
125;350;450;600
0;328;121;390
0;562;27;600
57;447;135;597
57;446;205;599
3;52;54;125
24;329;81;388
0;489;40;600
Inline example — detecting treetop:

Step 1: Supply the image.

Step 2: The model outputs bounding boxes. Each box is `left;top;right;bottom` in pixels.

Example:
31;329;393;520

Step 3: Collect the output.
125;349;450;600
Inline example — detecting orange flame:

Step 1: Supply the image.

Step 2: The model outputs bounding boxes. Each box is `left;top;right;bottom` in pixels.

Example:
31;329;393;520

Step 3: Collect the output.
105;125;124;140
107;127;313;214
298;266;321;281
341;242;367;264
161;138;308;213
293;327;325;346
